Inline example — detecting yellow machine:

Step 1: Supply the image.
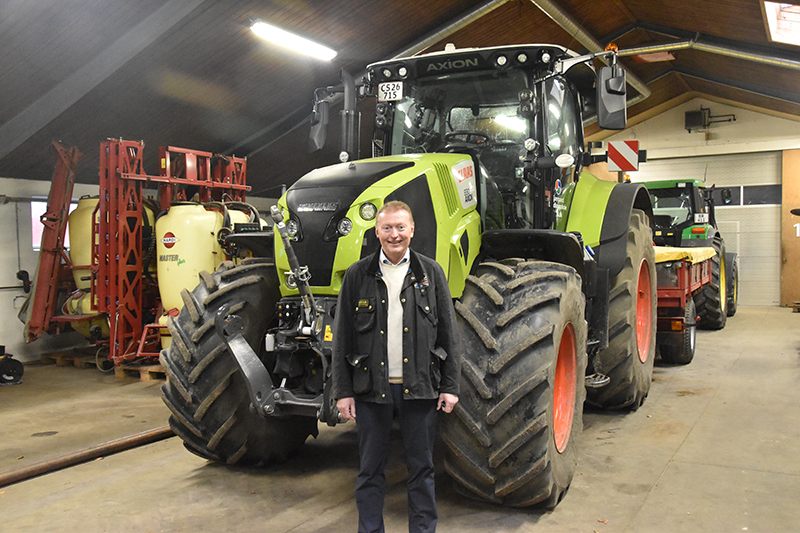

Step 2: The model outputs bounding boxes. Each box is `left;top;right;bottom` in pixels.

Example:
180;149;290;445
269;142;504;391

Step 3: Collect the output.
63;197;260;348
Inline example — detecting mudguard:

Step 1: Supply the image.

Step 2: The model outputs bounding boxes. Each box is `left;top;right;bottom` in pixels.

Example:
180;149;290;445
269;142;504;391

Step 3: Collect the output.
567;174;652;278
480;229;585;280
596;182;653;277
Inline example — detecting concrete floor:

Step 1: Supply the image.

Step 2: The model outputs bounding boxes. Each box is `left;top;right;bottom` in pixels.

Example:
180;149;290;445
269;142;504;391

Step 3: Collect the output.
2;305;799;532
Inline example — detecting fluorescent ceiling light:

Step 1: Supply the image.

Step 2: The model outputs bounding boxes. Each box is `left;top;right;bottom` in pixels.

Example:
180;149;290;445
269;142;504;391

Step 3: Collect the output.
250;20;337;61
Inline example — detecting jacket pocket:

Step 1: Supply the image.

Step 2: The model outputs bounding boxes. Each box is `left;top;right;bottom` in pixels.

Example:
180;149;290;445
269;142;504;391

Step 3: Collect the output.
416;293;438;327
429;346;447;390
354;298;376;332
416;293;438;349
347;352;373;395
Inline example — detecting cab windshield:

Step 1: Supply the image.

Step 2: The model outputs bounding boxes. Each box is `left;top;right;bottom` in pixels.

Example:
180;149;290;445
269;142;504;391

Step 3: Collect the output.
388;69;530;157
380;68;581;231
649;188;694;226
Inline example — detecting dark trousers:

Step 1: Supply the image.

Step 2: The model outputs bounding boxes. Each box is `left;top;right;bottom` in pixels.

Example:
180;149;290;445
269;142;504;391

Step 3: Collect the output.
354;384;438;533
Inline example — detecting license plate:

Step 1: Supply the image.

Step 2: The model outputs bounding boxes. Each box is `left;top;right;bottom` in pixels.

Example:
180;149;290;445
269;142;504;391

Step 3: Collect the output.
378;81;403;101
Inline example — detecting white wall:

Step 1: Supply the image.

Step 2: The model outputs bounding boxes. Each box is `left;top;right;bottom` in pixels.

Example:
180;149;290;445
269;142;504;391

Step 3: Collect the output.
0;175;278;363
1;178;101;362
603;97;800;158
601;97;800;306
628;152;783;306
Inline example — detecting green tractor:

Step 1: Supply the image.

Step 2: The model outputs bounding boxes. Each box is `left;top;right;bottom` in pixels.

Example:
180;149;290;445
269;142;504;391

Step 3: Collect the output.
643;179;738;328
160;43;657;508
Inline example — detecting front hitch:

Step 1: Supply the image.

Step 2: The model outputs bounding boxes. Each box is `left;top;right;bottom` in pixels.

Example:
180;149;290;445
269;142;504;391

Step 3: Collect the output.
214;303;326;420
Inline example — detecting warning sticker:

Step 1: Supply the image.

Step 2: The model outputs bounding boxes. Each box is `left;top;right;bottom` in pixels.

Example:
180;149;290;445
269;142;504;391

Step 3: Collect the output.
451;160;477;209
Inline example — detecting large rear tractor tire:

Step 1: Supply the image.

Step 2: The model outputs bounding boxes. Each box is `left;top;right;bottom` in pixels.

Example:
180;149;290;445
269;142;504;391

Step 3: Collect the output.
440;259;587;508
659;298;696;365
586;209;656;410
695;236;727;329
160;259;318;465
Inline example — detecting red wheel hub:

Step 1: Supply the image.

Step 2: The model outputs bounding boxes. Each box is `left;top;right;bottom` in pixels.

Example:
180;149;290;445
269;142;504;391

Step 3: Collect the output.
553;323;577;453
636;259;653;363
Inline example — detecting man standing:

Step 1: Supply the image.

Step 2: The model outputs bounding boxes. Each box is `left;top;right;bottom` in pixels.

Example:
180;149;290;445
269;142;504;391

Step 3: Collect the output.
332;201;460;533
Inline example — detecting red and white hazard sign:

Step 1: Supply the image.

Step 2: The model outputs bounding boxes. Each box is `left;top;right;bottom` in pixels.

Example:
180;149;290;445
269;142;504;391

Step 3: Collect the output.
607;140;639;172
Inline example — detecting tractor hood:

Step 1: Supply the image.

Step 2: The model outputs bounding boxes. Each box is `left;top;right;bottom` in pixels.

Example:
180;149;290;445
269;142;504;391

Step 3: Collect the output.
287;159;414;211
276;154;476;295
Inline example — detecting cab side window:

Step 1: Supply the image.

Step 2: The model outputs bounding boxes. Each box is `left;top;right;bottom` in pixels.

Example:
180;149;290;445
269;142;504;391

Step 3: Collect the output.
544;77;583;187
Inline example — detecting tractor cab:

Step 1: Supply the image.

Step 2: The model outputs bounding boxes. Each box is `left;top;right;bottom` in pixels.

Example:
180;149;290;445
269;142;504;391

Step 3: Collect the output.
645;179;714;247
364;44;622;231
308;44;627;237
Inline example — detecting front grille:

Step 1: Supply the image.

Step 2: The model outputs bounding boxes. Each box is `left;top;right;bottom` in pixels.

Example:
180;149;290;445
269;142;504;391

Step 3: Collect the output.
285;159;416;288
434;161;459;216
290;210;338;288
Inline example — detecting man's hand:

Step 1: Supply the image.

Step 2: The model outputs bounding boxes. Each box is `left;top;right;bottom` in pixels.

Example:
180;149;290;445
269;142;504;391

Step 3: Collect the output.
337;397;356;420
437;393;458;413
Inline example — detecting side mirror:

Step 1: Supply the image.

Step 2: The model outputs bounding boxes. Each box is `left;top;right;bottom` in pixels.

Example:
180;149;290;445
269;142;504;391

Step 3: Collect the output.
597;66;627;130
309;99;330;152
721;188;732;205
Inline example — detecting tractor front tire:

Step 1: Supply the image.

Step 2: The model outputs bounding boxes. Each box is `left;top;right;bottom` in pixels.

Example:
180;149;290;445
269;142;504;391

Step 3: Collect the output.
586;209;656;410
160;259;318;465
440;259;587;508
695;236;727;329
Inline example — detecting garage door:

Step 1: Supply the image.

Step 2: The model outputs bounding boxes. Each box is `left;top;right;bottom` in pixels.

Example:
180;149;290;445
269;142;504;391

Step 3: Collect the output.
633;151;782;306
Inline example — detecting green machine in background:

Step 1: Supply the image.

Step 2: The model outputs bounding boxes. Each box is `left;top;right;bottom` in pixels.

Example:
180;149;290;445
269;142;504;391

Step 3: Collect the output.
641;178;738;328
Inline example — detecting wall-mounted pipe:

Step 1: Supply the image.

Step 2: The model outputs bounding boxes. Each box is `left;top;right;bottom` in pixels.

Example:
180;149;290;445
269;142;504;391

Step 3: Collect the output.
616;34;800;72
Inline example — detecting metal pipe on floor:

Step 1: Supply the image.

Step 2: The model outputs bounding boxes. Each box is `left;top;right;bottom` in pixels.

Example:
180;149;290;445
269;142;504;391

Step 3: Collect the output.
0;426;174;488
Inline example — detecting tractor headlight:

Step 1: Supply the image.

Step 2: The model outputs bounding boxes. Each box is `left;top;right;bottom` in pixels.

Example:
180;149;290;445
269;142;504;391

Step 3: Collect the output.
285;219;299;237
360;202;377;221
338;217;353;236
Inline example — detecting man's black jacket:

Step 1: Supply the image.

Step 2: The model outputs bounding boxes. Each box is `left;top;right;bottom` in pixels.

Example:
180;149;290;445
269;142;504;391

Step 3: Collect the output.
331;248;460;404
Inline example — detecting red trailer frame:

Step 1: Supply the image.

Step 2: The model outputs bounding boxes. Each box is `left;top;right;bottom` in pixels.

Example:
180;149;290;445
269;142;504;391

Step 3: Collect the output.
24;142;85;343
656;256;712;333
654;247;715;364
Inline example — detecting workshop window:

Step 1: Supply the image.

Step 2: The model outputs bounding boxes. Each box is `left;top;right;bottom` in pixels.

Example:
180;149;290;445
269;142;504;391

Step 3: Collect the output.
31;201;77;251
